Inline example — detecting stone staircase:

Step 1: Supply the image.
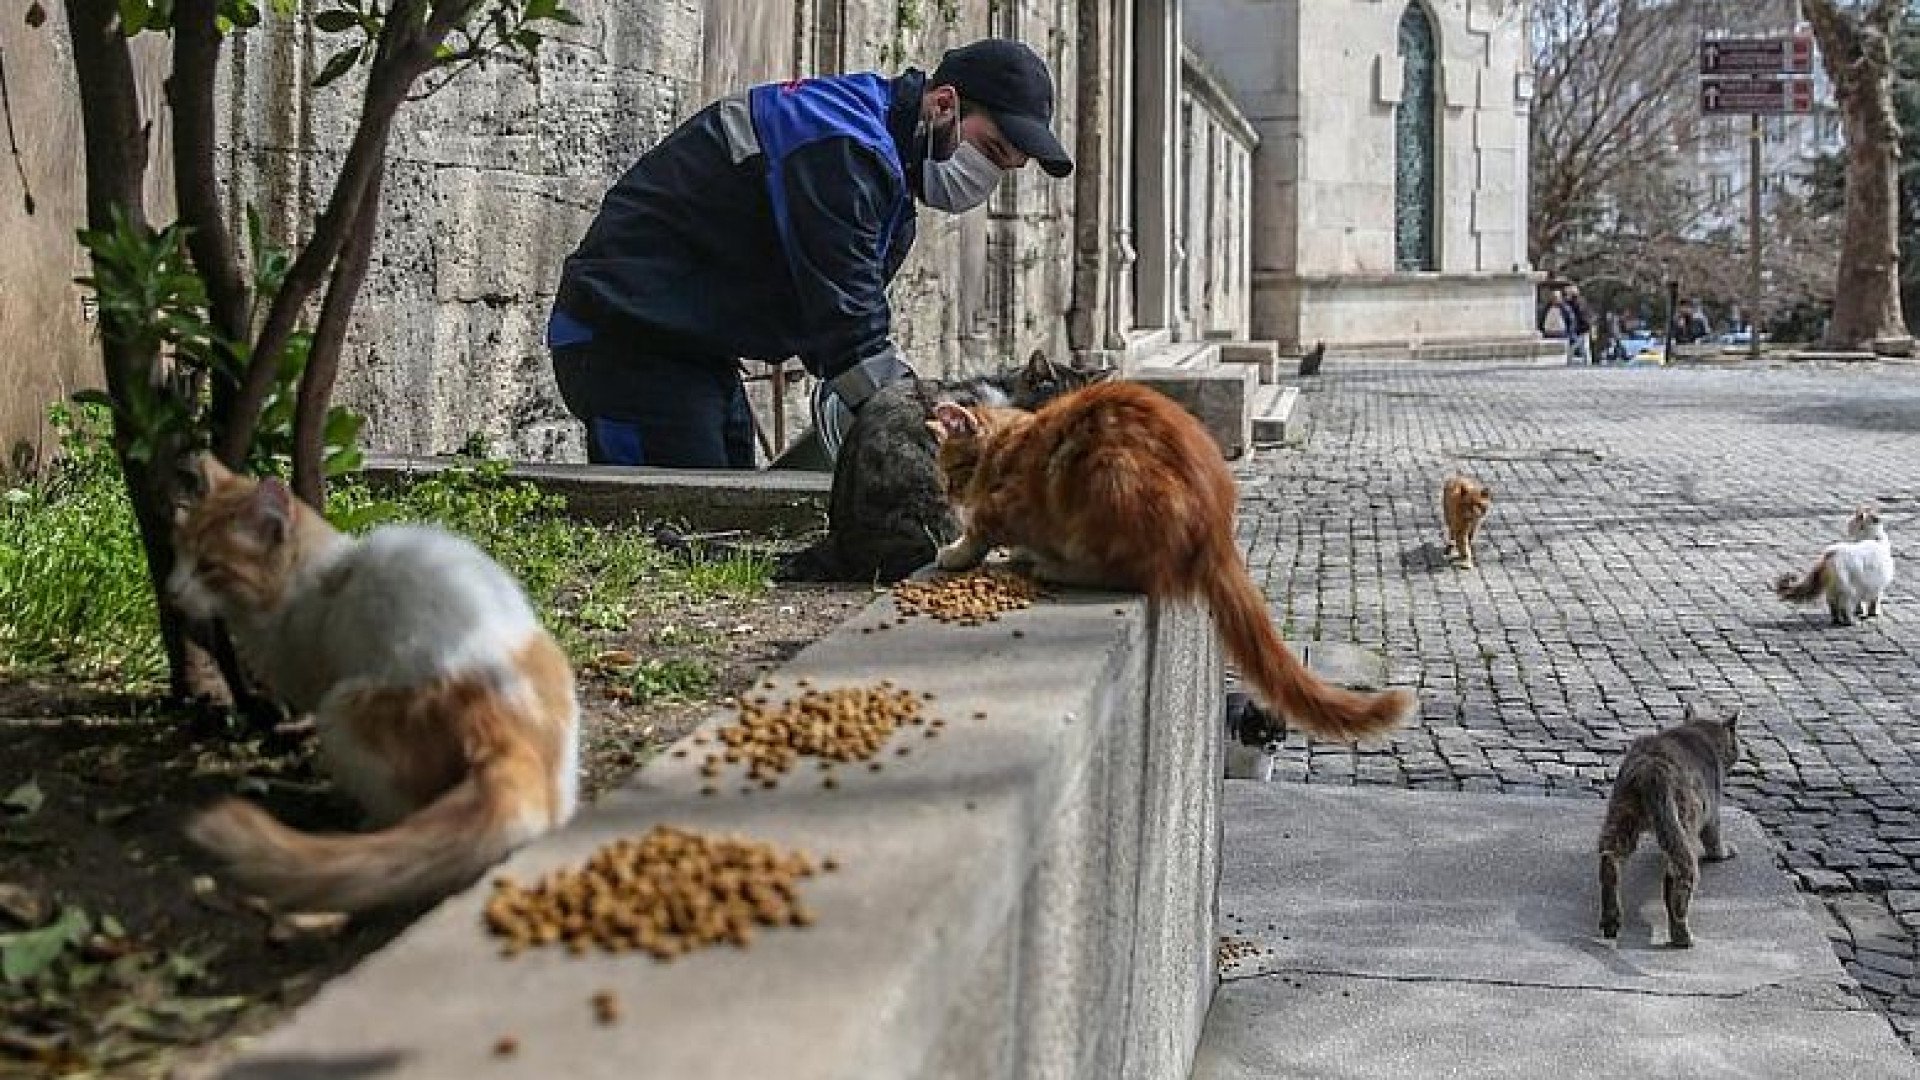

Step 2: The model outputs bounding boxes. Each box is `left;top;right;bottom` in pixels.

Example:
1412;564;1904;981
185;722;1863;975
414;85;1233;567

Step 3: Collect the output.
1128;338;1308;458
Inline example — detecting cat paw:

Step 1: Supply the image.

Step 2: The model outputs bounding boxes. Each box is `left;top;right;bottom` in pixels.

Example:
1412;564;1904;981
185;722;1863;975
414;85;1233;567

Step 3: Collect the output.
935;541;982;571
1599;918;1620;940
1704;845;1737;862
1668;930;1693;949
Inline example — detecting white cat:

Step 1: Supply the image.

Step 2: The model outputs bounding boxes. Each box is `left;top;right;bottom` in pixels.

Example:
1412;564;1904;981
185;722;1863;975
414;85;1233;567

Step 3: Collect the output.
1775;505;1895;627
169;455;580;913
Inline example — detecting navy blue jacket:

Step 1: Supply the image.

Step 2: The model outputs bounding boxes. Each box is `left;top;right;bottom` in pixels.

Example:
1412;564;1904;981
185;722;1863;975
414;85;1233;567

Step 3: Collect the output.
553;71;925;381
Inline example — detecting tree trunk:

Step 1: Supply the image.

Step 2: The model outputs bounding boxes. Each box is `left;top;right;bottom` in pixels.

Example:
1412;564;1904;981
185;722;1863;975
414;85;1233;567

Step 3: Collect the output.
1806;0;1910;351
64;0;255;711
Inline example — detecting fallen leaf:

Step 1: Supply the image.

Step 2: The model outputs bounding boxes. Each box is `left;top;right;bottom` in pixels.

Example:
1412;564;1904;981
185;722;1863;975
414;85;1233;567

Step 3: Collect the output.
2;779;44;817
0;905;89;982
267;911;348;944
0;883;47;928
91;805;138;826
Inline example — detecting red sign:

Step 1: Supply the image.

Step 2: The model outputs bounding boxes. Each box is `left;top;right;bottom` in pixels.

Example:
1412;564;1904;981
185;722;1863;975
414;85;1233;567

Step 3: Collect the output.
1700;76;1815;115
1699;36;1815;76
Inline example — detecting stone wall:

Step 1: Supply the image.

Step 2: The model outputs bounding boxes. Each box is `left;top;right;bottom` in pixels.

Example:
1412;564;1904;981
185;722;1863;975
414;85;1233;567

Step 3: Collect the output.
217;0;1081;462
0;21;174;467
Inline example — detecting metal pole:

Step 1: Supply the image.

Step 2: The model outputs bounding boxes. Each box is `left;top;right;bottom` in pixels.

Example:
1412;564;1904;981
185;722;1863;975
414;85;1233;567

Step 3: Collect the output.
1750;111;1764;361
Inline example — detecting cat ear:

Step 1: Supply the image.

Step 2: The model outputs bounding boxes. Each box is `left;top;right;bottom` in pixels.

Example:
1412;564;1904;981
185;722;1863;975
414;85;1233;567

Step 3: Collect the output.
1024;349;1053;381
1725;708;1740;731
171;452;229;520
244;476;293;546
927;402;981;443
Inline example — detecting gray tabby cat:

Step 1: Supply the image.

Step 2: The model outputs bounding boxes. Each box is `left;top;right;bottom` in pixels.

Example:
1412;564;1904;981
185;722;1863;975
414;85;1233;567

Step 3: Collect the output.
778;351;1111;583
1597;706;1741;948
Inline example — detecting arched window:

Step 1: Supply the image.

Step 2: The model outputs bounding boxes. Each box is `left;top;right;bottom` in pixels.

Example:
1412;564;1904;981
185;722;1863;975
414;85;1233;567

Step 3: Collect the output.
1395;2;1438;272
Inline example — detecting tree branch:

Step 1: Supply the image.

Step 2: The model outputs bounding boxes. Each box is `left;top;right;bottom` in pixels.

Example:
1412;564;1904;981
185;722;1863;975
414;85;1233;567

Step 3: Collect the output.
170;0;250;446
292;144;386;507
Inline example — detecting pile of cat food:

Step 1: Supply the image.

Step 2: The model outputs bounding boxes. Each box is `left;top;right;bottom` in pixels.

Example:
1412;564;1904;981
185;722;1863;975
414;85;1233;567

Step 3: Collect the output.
891;569;1044;625
694;682;933;791
484;825;822;961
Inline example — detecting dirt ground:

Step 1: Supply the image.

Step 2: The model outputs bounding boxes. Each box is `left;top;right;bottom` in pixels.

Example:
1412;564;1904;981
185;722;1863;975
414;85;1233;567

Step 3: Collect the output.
0;582;869;1078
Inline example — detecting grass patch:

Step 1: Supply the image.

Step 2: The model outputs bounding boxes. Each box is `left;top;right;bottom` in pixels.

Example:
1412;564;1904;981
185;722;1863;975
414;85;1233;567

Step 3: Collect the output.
0;414;771;686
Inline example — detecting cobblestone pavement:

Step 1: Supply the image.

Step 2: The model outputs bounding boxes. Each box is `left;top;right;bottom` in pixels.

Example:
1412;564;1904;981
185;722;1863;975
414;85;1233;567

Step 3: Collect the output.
1237;357;1920;1047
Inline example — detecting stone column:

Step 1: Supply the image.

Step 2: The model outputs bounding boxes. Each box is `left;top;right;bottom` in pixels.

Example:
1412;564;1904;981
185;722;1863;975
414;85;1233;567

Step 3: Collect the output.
1130;0;1179;334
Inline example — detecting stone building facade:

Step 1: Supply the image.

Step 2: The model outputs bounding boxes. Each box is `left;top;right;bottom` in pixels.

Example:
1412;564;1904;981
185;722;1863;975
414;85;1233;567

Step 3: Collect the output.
3;0;1532;461
1187;0;1537;355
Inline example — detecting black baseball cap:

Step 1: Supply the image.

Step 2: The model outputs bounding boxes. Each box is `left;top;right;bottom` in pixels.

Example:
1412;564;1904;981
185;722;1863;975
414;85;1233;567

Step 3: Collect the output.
929;39;1073;178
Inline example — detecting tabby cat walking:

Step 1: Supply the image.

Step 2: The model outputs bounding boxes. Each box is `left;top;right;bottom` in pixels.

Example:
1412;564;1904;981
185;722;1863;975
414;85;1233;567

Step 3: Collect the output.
926;380;1416;742
170;455;579;913
1597;707;1741;948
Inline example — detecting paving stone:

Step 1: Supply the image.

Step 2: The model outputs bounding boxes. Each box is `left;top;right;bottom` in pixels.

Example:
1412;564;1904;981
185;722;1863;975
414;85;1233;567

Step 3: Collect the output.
1241;360;1920;1049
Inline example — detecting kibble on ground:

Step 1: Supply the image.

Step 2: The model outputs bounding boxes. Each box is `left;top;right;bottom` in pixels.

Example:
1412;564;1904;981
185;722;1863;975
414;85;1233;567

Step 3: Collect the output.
485;826;819;961
891;569;1044;625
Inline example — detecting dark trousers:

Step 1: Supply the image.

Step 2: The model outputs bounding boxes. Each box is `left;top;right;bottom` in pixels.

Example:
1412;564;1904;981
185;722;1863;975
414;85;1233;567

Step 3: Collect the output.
552;338;754;468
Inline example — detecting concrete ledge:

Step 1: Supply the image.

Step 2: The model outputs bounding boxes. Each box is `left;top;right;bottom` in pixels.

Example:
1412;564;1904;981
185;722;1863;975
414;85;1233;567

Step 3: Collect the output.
1194;783;1920;1079
1131;364;1257;459
362;453;829;533
222;590;1224;1080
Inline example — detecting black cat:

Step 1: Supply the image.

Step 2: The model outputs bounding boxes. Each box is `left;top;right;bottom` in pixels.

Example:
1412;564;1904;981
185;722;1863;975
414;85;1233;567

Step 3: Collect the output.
778;351;1110;583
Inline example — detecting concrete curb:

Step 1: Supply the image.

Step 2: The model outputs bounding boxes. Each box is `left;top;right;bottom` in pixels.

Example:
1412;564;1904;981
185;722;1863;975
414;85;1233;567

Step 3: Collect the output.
219;590;1224;1080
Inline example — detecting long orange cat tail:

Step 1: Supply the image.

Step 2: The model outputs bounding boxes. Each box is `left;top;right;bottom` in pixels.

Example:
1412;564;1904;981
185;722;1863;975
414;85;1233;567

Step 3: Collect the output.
1199;535;1415;742
187;742;549;914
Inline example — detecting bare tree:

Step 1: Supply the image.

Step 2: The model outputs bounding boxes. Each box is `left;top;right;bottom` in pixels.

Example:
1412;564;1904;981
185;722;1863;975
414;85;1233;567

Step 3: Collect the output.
1804;0;1911;350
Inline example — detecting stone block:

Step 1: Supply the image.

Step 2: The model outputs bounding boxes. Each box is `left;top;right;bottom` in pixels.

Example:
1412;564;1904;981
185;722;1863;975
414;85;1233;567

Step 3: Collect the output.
1131;362;1257;459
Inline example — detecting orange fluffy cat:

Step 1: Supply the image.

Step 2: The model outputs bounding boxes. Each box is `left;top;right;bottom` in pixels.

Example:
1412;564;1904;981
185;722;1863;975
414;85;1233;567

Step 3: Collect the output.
169;455;578;913
927;381;1415;741
1441;474;1492;569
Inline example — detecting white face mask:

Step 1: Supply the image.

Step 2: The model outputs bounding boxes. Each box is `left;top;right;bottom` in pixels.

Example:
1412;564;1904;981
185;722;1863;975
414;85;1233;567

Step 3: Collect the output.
923;139;1004;214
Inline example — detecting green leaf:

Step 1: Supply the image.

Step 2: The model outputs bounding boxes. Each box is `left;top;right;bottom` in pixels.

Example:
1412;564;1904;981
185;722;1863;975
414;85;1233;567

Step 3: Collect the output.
1;779;43;817
313;44;363;87
117;0;150;34
548;7;583;26
0;906;89;983
313;8;357;31
524;0;556;19
513;28;541;53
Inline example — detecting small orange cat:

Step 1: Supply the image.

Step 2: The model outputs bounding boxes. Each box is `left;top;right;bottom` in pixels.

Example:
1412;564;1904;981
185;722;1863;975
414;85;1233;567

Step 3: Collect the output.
927;381;1415;741
1442;475;1492;569
169;455;578;913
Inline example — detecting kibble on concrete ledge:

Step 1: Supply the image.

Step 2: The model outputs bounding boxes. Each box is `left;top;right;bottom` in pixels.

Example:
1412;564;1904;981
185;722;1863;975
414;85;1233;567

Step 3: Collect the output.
891;569;1045;625
484;826;820;961
705;683;929;783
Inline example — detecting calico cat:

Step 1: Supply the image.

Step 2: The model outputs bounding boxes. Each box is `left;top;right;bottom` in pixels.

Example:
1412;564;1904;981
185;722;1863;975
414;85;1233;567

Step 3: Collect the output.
777;350;1110;583
925;380;1416;742
1441;475;1492;569
1775;505;1895;626
169;455;579;913
1597;706;1741;948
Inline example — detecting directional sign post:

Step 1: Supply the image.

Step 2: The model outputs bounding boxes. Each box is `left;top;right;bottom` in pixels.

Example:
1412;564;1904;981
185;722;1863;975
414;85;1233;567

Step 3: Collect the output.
1700;75;1815;115
1698;35;1818;360
1699;36;1814;76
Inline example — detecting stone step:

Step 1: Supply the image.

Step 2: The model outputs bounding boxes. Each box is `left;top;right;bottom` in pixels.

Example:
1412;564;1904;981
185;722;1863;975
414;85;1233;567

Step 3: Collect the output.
1250;384;1305;445
1215;340;1280;385
1192;783;1920;1080
1130;346;1255;459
